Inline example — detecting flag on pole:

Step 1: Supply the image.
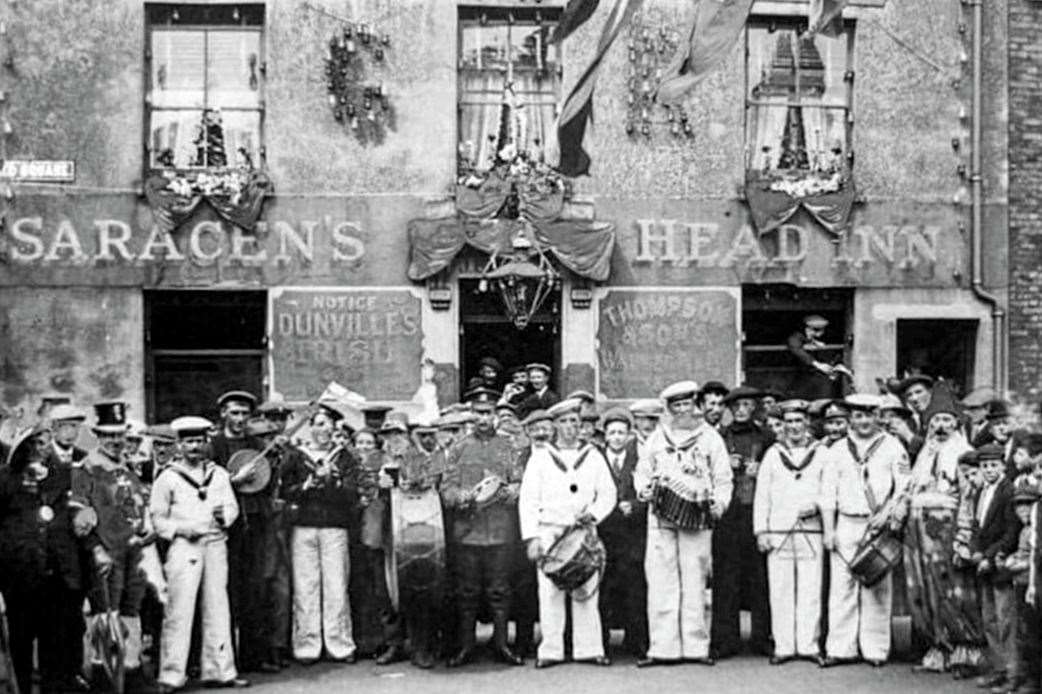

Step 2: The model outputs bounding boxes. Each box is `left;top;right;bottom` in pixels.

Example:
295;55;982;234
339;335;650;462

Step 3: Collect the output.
548;0;601;45
555;0;643;177
655;0;755;104
808;0;849;38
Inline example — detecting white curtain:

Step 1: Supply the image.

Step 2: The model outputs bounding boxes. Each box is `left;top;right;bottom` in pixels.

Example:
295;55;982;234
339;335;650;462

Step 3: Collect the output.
750;96;790;170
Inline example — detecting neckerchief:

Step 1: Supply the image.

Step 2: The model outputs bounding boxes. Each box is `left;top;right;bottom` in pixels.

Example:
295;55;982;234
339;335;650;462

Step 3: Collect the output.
170;461;215;501
777;440;819;476
846;434;889;513
547;444;593;474
662;428;703;458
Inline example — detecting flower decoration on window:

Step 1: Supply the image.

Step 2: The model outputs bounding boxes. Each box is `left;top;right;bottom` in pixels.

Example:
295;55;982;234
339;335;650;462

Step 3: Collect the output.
144;164;273;235
323;22;396;146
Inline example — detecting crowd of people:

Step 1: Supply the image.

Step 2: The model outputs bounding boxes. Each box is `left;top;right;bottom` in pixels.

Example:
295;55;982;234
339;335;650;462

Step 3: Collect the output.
1;356;1041;694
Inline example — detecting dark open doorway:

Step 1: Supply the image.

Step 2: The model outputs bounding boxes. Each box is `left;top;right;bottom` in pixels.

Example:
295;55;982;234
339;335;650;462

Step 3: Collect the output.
896;319;978;397
145;290;266;423
458;278;561;394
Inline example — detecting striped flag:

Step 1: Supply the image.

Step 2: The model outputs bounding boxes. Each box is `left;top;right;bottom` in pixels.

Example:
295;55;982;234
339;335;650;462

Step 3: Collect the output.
808;0;849;38
555;0;643;177
549;0;601;45
655;0;755;104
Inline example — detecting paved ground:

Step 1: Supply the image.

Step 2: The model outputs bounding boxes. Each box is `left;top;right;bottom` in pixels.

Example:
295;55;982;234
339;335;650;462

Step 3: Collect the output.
235;652;982;694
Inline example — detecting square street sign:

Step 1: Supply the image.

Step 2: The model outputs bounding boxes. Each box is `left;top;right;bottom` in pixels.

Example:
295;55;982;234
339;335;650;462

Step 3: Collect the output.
2;159;75;182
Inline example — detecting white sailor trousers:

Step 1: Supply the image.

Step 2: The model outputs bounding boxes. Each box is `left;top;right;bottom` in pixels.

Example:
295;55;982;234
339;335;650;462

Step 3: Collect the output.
826;515;892;661
645;525;711;660
767;533;823;658
536;560;604;661
291;526;355;660
158;538;237;688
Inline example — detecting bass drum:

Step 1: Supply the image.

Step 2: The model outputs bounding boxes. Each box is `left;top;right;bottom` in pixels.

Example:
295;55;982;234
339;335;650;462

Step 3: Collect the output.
386;487;446;611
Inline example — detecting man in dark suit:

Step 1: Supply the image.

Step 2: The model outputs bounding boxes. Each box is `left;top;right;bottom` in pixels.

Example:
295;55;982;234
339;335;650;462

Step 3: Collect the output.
974;443;1021;690
0;423;93;694
980;399;1028;478
597;408;648;660
518;363;560;417
712;385;773;659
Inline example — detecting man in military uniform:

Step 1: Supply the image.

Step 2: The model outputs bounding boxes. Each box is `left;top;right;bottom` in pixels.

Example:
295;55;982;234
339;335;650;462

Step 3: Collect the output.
820;394;911;667
440;388;524;667
821;400;851;447
519;364;560;418
0;423;92;694
72;401;158;693
151;416;245;692
712;385;772;660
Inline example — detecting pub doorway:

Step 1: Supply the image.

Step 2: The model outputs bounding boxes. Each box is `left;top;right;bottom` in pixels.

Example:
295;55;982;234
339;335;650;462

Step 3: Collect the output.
144;290;267;423
458;277;561;395
896;319;978;397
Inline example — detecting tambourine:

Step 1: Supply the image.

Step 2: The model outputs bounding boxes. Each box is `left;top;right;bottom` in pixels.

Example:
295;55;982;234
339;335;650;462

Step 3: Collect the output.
472;475;506;509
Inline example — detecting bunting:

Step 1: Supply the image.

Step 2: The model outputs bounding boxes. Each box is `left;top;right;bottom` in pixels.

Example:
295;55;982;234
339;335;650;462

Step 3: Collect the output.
655;0;755;105
555;0;643;177
808;0;849;38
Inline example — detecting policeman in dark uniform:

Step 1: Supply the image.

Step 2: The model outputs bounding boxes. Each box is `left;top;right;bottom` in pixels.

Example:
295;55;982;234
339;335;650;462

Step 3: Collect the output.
0;424;92;694
712;385;773;659
440;387;525;667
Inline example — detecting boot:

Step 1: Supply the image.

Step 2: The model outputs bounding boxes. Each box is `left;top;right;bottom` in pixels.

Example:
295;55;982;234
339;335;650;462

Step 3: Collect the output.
125;668;159;694
491;611;523;666
447;612;477;668
514;621;536;659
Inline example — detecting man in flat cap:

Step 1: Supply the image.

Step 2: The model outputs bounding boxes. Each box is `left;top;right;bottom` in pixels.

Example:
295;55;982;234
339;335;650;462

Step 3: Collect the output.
897;375;935;437
519;364;560;418
712;385;772;660
44;404;88;467
478;356;504;391
820;394;911;668
440;387;524;667
519;399;616;668
597;407;648;662
754;399;826;665
961;387;997;446
981;399;1026;478
502;366;532;409
71;401;158;693
786;316;847;400
634;381;732;667
629;399;663;461
152;416;245;692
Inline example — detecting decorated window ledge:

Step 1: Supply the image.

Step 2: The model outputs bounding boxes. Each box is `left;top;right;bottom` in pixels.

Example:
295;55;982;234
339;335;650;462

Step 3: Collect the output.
144;166;274;234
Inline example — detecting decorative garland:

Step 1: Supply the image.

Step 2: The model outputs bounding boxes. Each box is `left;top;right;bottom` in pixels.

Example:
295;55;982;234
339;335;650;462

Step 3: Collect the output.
324;22;396;145
623;16;691;139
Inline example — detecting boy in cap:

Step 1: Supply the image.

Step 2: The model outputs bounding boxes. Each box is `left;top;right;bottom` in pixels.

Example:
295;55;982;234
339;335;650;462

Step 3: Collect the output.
72;401;158;693
1001;479;1040;694
712;385;771;660
634;381;733;666
0;423;92;694
974;443;1021;691
440;388;524;667
519;399;616;668
820;394;910;668
151;416;244;692
597;407;648;661
754;399;826;665
519;364;560;417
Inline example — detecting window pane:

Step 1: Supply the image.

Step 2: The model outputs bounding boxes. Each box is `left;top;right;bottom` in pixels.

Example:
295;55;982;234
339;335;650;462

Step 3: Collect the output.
207;30;262;109
151;30;206;108
748;105;847;171
747;26;847;107
220;110;262;169
150;109;204;169
461;23;510;72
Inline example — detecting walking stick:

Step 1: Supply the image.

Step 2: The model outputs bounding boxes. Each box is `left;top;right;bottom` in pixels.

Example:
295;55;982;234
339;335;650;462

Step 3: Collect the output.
94;563;125;694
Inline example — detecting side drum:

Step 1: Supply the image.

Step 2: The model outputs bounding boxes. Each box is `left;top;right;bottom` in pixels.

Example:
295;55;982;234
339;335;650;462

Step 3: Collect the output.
849;527;904;588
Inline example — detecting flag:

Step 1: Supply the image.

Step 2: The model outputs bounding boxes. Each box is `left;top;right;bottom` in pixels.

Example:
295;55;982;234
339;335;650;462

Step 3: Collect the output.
808;0;848;38
555;0;643;177
548;0;601;45
655;0;755;105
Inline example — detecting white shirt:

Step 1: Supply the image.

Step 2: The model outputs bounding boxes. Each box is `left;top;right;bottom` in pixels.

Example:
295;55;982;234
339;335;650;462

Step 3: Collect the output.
606;447;627;474
150;460;239;543
819;432;910;516
518;443;616;544
753;440;824;535
977;480;1001;525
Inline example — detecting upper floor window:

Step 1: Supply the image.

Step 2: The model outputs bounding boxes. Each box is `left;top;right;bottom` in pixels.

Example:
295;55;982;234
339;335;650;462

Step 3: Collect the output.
457;6;561;175
145;4;264;171
745;18;854;175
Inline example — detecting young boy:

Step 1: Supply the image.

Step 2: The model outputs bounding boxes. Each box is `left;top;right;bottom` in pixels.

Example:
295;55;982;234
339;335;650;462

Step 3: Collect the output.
974;444;1022;691
950;449;986;680
1002;479;1040;694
